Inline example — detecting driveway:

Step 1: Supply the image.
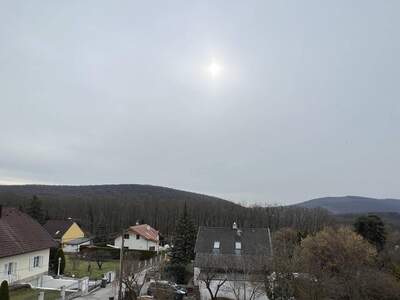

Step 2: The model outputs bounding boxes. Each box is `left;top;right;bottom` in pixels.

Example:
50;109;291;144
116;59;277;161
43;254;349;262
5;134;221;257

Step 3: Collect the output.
76;267;151;299
75;284;116;300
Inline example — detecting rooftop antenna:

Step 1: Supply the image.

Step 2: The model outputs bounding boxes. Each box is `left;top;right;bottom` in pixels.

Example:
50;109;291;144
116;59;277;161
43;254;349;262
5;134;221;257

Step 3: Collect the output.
232;222;238;230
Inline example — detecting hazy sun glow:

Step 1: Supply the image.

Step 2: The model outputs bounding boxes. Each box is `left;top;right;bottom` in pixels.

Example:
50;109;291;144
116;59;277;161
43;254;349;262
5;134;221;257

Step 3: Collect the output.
207;61;222;78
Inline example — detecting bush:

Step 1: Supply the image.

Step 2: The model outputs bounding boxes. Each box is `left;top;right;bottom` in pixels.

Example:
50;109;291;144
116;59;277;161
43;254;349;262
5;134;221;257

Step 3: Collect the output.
165;264;186;284
0;280;10;300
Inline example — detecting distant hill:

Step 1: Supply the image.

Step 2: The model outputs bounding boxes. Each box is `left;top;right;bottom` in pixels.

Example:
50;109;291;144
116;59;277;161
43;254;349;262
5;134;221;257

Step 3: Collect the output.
0;184;234;207
0;184;240;234
297;196;400;214
0;184;331;236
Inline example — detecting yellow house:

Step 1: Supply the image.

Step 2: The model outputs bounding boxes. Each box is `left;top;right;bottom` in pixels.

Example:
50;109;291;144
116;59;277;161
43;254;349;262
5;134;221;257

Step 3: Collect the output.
43;219;85;246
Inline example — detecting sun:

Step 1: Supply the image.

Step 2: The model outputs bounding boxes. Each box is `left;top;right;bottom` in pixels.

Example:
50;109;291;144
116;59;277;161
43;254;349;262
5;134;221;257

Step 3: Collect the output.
207;61;222;78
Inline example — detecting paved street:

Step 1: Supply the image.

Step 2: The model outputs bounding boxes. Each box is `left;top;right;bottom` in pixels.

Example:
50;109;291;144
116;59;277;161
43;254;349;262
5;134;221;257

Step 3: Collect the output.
75;284;117;300
76;267;151;299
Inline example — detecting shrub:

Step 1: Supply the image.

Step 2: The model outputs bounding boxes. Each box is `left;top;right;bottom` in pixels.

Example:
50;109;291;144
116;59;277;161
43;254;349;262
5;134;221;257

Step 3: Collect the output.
165;263;186;284
0;280;9;300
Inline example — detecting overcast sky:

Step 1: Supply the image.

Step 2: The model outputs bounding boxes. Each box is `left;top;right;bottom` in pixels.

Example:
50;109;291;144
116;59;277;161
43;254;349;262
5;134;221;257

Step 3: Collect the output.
1;1;399;204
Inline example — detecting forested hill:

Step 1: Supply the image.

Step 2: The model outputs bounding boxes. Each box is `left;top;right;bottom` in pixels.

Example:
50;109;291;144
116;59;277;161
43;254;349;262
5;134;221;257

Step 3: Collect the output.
297;196;400;214
0;184;234;208
0;184;331;238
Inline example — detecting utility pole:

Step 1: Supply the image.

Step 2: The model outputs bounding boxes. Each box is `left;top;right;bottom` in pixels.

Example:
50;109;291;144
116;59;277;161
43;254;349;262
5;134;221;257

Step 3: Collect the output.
118;230;125;300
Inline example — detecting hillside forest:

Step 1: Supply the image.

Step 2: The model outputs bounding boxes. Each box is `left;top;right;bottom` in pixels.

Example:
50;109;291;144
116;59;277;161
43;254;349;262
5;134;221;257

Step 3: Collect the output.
0;184;331;240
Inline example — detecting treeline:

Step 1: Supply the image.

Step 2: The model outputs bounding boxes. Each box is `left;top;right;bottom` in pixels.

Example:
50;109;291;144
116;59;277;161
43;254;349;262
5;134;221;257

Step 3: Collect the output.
0;184;332;238
268;215;400;299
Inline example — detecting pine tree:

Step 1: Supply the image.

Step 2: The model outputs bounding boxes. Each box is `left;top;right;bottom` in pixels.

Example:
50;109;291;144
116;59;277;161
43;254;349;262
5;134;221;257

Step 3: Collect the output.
27;195;44;225
170;203;197;265
0;280;9;300
354;214;386;251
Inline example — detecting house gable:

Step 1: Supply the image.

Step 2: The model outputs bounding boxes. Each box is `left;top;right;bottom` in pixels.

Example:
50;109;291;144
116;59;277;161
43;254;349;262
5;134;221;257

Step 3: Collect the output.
62;222;84;244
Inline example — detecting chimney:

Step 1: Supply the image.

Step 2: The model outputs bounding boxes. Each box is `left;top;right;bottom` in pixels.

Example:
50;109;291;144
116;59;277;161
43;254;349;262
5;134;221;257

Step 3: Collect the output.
232;222;238;230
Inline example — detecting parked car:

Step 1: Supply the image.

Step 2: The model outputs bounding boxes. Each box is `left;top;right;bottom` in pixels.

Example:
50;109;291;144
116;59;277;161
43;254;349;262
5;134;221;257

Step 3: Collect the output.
147;281;187;299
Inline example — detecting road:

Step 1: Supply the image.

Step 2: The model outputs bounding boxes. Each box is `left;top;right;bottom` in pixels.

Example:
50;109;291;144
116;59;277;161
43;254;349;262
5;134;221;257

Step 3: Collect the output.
76;267;152;299
75;284;117;300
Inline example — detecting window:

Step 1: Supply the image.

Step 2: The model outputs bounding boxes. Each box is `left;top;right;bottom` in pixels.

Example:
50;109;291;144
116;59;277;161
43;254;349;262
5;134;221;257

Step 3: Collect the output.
33;256;40;268
149;246;155;251
30;256;42;270
136;234;140;240
4;262;15;275
235;242;241;250
213;241;220;249
124;234;129;239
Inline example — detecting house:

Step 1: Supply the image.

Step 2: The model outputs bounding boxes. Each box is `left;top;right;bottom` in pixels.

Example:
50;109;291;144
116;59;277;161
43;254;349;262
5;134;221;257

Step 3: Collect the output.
63;237;92;253
194;223;272;300
0;206;56;285
114;224;159;251
43;219;85;249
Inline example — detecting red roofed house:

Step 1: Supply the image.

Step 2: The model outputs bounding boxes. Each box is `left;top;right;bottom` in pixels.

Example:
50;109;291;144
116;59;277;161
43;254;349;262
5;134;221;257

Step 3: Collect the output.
114;224;159;251
0;206;56;285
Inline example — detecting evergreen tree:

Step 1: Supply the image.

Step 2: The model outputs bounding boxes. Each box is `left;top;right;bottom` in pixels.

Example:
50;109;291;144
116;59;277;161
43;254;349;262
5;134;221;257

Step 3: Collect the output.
170;203;197;265
0;280;9;300
27;195;44;225
354;214;386;251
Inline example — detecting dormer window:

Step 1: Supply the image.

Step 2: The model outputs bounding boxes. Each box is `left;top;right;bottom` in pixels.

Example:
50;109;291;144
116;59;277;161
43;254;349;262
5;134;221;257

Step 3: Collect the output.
213;241;220;249
235;242;241;250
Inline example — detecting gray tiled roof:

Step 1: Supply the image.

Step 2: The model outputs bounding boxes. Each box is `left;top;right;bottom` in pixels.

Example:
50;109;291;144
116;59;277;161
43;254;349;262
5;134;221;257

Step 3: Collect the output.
194;226;272;271
0;207;56;258
195;226;271;255
43;219;74;239
64;237;92;245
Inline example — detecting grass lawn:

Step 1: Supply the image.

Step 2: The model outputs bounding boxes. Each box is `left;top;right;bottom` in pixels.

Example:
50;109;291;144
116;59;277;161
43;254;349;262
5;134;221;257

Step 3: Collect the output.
64;254;119;280
10;288;61;300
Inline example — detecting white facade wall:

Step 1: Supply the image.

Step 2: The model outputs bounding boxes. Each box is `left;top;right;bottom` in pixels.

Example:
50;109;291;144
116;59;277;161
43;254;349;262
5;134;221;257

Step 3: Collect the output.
0;248;50;285
197;276;268;300
63;240;91;253
114;232;159;251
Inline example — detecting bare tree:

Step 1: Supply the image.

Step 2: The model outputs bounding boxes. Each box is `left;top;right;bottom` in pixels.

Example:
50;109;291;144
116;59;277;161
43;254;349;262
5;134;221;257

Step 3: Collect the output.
195;254;227;299
119;253;147;300
264;228;300;300
86;249;111;270
223;255;268;300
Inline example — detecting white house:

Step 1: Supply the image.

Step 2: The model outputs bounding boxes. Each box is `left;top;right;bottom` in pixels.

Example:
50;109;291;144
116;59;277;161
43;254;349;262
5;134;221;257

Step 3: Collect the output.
63;237;92;253
114;224;159;251
0;206;56;286
194;223;272;300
